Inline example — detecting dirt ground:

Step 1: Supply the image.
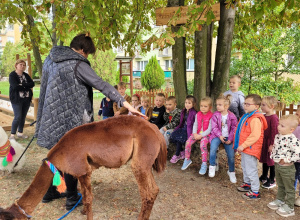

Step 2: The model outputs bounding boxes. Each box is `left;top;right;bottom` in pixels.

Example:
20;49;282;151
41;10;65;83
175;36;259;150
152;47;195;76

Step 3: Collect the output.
0;118;299;220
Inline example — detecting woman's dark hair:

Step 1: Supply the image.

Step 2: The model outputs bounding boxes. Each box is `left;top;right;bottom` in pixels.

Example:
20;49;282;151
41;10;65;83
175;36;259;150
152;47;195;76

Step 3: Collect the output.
70;34;96;54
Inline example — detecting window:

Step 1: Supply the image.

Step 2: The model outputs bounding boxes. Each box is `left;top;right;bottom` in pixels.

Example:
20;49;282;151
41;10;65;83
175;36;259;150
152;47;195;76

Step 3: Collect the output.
7;24;14;31
186;59;194;70
19;26;23;32
165;60;172;70
7;37;14;43
117;46;123;53
137;61;148;71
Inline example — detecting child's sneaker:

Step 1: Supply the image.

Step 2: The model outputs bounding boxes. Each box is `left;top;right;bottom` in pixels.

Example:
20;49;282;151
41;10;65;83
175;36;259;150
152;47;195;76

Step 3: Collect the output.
267;199;285;210
227;171;237;183
181;158;192;170
276;204;295;217
237;183;251;192
199;163;207;175
259;175;268;184
170;155;180;164
242;190;260;200
179;151;185;159
262;180;276;189
208;165;216;177
295;197;300;207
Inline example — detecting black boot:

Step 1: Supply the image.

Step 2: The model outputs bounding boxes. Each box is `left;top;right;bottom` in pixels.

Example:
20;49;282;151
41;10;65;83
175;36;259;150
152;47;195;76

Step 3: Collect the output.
42;185;66;203
66;191;83;211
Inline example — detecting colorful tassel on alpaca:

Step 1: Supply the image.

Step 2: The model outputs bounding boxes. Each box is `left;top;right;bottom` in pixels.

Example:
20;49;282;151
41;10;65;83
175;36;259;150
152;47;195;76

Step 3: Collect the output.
45;160;67;193
6;153;13;162
2;157;8;167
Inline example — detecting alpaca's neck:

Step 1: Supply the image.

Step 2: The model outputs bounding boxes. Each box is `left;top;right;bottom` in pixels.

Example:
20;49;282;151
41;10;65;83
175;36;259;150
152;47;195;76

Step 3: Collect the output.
15;162;53;214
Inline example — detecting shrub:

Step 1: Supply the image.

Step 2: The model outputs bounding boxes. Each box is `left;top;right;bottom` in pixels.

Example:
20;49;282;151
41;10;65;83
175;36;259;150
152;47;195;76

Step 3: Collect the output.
141;56;165;90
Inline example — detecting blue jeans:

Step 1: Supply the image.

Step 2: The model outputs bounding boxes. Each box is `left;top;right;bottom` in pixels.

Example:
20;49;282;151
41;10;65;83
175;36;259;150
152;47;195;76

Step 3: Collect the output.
102;116;112;120
210;137;235;172
11;98;31;134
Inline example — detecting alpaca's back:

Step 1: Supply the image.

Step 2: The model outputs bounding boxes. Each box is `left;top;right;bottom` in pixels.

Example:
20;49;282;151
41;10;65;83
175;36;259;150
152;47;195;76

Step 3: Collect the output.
47;116;165;177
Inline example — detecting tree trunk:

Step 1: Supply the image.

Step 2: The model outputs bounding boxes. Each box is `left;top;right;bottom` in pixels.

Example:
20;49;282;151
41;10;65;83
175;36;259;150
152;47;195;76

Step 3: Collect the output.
26;15;43;78
206;22;214;96
168;0;187;108
211;0;236;101
194;24;207;102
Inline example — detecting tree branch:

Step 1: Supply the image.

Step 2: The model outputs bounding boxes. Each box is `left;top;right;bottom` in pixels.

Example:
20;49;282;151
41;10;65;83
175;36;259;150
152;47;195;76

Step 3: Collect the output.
42;20;54;43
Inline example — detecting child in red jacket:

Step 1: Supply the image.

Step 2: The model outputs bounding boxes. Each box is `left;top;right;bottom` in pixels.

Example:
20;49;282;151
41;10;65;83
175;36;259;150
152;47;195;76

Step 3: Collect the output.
234;94;268;200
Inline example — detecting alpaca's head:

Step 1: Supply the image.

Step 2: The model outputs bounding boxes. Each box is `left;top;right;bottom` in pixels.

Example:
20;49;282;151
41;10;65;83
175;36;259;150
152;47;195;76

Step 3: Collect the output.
0;204;29;220
0;126;8;147
0;207;15;220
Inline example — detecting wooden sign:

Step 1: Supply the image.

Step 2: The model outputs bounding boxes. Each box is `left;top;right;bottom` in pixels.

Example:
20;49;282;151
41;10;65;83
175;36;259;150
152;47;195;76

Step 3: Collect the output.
156;3;220;26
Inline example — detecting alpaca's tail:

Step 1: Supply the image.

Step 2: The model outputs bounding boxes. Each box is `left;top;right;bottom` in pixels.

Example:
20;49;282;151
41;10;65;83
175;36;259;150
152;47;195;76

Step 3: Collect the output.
152;132;167;174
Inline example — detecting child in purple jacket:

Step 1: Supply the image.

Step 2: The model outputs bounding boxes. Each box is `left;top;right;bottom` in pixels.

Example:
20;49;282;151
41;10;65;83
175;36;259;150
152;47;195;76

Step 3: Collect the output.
209;94;238;183
170;95;197;164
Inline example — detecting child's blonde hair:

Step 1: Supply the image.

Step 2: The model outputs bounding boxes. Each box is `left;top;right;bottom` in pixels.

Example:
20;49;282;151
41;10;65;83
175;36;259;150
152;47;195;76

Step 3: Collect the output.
200;97;212;107
141;95;149;102
156;93;165;98
216;94;232;106
117;81;127;89
280;115;299;129
166;96;176;104
262;96;284;111
230;75;241;83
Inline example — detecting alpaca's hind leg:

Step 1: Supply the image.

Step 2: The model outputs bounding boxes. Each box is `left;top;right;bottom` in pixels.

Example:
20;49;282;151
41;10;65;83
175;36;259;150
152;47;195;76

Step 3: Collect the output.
132;165;159;220
78;173;93;220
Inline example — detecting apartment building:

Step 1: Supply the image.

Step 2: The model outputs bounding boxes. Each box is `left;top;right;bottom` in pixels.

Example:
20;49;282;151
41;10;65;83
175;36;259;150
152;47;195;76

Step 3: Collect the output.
0;23;22;56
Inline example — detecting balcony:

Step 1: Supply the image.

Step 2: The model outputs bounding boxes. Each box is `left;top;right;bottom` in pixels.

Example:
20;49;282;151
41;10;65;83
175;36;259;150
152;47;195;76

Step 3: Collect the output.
158;48;171;58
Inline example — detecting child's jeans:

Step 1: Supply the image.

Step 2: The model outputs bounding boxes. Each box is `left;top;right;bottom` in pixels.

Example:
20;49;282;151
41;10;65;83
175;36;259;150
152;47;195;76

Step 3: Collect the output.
210;137;235;172
185;134;209;162
102;116;112;120
159;128;174;146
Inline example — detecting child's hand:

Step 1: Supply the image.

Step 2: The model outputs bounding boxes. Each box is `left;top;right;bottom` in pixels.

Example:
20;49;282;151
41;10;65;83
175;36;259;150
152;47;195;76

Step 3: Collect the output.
279;159;285;165
237;145;244;153
192;133;197;140
195;134;202;140
163;127;167;132
268;145;274;153
97;115;101;120
219;136;225;143
115;111;120;116
225;140;231;144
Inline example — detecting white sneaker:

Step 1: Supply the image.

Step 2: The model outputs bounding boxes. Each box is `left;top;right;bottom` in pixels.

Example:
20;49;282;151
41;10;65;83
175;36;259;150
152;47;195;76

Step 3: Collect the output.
227;171;237;183
209;165;216;177
295;197;300;207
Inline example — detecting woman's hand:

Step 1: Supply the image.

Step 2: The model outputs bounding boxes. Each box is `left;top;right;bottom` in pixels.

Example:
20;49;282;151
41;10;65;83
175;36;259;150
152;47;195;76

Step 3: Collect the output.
123;101;147;119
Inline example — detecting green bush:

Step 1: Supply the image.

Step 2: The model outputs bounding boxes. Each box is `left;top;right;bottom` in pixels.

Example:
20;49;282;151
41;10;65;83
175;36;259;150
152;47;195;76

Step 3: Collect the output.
115;70;129;84
187;79;194;95
141;55;165;90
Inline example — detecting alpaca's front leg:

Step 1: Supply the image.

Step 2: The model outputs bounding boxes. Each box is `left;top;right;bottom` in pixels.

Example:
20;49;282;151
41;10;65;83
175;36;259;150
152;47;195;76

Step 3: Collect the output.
78;174;93;220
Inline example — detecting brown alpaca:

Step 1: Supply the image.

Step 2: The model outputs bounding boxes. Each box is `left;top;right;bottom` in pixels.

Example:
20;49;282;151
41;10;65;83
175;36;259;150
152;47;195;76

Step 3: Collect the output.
0;116;167;220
